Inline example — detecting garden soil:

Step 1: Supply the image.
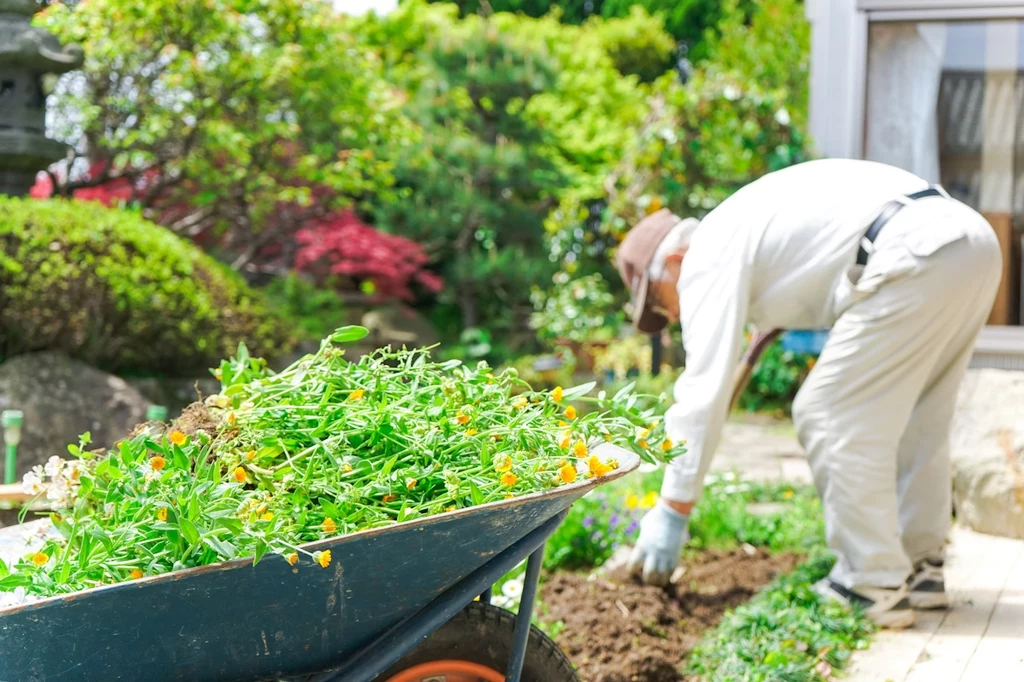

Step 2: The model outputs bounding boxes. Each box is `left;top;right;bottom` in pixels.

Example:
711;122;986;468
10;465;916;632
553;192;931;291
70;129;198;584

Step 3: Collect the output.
541;548;800;682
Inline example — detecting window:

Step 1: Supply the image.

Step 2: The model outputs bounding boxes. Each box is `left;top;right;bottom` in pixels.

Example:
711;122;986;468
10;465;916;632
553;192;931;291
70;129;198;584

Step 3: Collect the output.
865;19;1024;324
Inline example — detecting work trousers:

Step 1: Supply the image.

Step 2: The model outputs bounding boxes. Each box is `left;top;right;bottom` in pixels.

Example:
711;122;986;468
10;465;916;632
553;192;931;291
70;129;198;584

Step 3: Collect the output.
793;198;1001;588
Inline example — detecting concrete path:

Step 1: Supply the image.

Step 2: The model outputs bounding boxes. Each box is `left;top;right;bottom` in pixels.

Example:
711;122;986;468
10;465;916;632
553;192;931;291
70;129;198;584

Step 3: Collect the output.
712;413;813;484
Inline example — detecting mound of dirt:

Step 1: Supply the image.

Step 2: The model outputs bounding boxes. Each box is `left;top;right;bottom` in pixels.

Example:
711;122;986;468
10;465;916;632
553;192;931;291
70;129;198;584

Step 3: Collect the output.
541;549;800;682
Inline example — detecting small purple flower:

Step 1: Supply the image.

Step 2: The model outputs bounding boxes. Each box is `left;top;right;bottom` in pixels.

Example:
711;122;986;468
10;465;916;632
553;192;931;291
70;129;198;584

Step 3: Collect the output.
591;532;603;542
608;513;620;529
626;520;639;535
582;515;595;529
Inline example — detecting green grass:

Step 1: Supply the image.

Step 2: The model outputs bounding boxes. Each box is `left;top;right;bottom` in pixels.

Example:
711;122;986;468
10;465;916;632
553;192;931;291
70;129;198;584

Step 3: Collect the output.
686;550;874;681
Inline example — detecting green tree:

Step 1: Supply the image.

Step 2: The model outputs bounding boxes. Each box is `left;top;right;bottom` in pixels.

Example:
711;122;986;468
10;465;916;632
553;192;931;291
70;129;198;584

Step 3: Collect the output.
361;4;566;341
38;0;406;269
703;0;810;130
432;0;755;64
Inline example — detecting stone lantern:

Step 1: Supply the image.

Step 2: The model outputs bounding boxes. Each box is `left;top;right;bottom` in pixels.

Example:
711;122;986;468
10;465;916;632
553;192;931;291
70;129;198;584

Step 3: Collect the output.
0;0;82;196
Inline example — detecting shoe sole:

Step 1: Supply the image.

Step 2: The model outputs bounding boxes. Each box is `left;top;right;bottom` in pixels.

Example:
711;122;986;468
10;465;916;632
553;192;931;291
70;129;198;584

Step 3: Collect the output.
873;609;917;629
910;592;949;610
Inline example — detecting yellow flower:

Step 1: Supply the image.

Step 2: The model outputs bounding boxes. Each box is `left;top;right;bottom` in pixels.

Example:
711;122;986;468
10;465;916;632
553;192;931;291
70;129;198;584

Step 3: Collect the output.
315;550;332;568
341;462;354;473
445;505;457;512
551;386;563;402
130;569;143;580
638;439;649;450
642;491;658;509
286;552;299;566
382;494;397;503
512;396;528;410
558;463;577;484
564;405;577;420
587;455;613;478
625;494;639;509
406;479;418;490
500;472;518;487
348;388;365;401
604;432;613;442
492;434;502;442
246;450;256;461
495;455;513;473
504;493;514;499
256;504;268;515
233;467;248;483
150;455;166;471
572;440;588;458
784;490;794;500
227;412;236;425
169;430;187;446
322;517;337;534
661;439;674;452
464;428;478;437
157;507;168;522
456;412;470;425
31;552;48;567
558;433;571;450
558;421;568;427
261;512;274;522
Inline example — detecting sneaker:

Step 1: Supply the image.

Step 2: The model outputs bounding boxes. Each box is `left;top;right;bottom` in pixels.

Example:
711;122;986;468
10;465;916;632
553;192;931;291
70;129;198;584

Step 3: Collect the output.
907;558;948;610
814;579;916;629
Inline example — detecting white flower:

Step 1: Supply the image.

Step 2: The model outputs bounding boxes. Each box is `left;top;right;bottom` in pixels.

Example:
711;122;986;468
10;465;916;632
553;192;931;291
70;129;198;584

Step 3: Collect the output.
0;587;38;609
44;456;65;478
21;471;45;496
723;85;740;101
104;503;115;517
774;108;791;126
490;595;514;609
501;580;524;599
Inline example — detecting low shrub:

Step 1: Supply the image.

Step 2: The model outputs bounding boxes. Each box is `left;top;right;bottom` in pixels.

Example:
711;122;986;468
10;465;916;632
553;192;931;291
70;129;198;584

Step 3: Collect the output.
0;197;293;375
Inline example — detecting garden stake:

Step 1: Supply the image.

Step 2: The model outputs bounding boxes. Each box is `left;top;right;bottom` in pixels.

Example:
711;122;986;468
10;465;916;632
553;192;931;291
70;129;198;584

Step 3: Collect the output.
2;410;24;485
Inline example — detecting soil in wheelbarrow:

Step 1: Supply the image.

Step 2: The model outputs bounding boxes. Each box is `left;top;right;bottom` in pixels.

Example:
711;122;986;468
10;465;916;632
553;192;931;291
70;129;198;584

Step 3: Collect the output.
540;548;801;682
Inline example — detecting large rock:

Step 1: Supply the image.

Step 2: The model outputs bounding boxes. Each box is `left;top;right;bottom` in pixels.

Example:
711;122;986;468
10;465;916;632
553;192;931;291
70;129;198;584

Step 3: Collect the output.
362;304;439;350
124;376;221;419
0;353;150;480
951;369;1024;539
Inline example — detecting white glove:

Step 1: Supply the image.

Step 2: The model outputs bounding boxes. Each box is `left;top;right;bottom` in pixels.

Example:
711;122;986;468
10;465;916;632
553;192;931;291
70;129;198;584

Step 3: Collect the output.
627;501;690;586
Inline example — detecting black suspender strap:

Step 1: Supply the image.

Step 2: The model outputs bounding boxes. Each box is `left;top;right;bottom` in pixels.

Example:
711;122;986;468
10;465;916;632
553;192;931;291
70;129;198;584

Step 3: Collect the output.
856;187;946;266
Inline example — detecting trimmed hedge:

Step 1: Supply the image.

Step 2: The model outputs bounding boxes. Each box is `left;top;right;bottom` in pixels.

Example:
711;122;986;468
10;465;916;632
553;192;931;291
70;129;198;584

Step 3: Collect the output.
0;197;293;375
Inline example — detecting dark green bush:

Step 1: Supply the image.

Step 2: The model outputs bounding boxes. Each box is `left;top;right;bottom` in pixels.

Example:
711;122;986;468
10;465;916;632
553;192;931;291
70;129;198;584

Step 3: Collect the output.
0;197;293;375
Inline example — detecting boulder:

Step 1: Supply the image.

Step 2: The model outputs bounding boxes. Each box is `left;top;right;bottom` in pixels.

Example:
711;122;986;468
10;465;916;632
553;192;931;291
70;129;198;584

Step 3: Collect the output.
0;353;150;480
361;304;439;351
124;376;221;420
951;369;1024;539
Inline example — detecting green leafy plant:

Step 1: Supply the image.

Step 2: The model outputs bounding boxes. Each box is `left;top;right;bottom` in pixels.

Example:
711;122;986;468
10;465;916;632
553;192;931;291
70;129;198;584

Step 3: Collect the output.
687;550;874;681
0;197;292;375
530;272;623;346
739;338;815;414
2;327;685;598
260;274;348;343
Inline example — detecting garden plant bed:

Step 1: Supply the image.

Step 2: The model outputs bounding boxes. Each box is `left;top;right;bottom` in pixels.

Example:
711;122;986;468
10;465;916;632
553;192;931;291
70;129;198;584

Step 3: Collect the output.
542;548;801;682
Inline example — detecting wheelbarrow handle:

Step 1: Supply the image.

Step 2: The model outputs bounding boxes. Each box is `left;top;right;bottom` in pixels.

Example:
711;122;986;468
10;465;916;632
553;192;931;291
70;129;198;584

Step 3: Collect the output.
728;329;783;412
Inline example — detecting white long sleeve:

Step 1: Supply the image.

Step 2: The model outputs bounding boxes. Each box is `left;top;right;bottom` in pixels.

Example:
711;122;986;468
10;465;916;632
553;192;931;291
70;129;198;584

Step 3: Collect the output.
661;208;753;502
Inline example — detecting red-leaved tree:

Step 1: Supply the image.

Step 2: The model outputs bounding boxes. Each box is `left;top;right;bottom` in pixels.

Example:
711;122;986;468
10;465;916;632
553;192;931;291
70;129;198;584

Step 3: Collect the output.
294;210;443;302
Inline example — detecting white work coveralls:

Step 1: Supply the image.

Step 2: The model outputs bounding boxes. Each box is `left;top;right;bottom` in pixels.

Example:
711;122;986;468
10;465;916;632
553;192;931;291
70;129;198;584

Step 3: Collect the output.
664;158;1001;588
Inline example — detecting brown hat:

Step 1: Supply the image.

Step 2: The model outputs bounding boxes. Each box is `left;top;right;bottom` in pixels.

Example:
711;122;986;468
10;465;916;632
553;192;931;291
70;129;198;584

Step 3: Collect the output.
616;208;683;333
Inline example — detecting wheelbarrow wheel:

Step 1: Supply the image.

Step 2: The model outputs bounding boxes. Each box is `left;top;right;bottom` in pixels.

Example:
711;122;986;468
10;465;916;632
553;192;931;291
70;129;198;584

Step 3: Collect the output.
376;601;579;682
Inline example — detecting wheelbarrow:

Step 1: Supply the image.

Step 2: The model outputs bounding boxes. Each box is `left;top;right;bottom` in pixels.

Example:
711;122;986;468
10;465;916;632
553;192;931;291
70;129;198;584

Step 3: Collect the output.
0;443;639;682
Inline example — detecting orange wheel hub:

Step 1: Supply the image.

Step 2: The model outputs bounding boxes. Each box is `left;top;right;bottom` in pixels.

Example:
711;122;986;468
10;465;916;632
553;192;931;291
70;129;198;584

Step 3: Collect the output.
384;659;505;682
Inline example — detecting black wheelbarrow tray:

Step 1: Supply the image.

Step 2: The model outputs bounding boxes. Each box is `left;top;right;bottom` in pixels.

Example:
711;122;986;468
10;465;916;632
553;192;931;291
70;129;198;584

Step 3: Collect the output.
0;443;640;682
